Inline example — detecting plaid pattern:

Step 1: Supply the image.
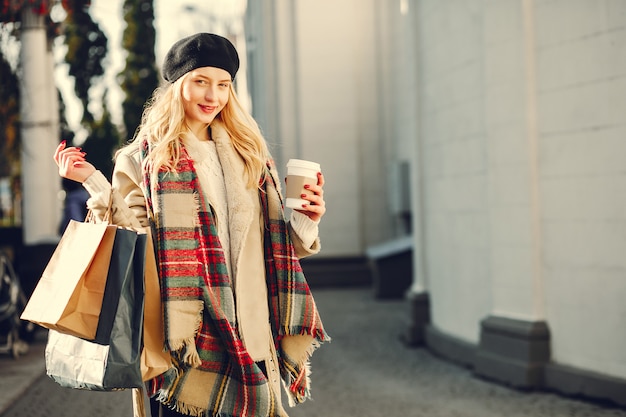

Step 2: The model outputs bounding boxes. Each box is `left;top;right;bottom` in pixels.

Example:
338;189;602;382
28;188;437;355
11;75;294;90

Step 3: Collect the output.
140;140;328;416
260;166;329;403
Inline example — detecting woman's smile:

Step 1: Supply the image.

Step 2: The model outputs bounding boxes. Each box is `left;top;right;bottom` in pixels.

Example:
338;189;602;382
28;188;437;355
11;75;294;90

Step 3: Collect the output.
199;104;218;113
181;66;231;136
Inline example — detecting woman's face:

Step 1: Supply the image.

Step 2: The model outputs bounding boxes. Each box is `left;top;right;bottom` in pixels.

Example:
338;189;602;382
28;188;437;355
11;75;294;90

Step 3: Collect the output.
181;66;231;135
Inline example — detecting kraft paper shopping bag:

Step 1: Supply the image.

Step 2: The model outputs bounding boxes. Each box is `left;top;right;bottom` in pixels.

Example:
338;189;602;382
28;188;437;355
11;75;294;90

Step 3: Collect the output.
139;227;171;381
21;219;117;340
45;228;147;391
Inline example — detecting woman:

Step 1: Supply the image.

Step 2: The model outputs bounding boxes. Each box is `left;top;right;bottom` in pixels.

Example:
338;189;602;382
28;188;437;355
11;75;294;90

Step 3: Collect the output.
54;33;329;417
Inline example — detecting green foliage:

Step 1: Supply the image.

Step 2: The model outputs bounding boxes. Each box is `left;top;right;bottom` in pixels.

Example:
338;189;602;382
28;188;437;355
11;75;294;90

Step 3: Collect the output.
0;47;20;178
119;0;158;140
81;93;120;181
61;0;121;177
62;0;107;125
57;88;75;146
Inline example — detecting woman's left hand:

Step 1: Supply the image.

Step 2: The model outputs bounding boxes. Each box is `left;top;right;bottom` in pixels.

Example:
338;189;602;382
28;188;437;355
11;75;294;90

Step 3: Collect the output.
295;172;326;222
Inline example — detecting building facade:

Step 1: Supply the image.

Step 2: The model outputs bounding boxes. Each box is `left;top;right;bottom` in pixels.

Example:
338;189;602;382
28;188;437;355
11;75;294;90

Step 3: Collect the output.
245;0;626;406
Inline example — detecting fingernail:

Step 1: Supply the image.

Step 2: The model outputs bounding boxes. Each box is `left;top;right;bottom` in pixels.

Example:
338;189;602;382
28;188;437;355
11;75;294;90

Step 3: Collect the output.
304;185;310;189
301;194;307;198
60;140;66;146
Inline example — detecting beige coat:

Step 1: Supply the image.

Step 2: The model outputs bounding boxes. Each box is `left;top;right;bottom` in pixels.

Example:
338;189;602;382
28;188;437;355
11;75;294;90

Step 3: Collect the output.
82;121;320;409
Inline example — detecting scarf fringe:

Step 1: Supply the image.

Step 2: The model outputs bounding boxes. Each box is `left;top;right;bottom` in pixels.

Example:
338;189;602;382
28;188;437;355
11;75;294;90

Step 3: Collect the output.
154;390;206;417
182;339;202;368
169;336;202;368
167;300;203;368
282;335;324;407
283;359;313;407
172;401;205;417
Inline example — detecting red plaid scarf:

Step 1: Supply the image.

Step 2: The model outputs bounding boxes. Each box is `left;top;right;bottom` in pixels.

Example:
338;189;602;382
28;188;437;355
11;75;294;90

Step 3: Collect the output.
140;139;329;416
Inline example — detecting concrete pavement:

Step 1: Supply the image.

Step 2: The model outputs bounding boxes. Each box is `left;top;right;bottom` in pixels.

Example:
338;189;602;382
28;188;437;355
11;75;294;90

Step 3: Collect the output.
1;287;625;417
0;330;46;415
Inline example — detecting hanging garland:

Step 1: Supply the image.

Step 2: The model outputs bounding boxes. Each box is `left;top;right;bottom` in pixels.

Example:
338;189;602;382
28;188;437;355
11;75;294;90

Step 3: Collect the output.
1;0;55;22
0;0;85;38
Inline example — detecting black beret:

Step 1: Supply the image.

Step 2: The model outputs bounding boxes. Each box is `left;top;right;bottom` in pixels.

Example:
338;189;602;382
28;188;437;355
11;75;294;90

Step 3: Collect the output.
162;33;240;83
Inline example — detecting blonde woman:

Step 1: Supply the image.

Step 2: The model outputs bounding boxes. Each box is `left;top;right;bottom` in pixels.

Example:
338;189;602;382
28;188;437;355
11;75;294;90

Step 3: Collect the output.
54;33;329;417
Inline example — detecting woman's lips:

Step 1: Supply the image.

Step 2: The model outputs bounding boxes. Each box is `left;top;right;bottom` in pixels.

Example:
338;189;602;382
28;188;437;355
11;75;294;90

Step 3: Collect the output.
199;105;217;113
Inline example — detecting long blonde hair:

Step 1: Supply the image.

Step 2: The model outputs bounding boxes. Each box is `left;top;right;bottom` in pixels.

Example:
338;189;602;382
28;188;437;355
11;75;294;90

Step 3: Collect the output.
127;73;269;188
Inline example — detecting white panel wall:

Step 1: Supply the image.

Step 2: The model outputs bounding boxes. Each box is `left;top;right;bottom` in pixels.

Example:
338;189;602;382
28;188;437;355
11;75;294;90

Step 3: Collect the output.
484;0;541;321
291;0;392;255
413;0;626;378
416;0;491;343
534;0;626;379
247;0;394;257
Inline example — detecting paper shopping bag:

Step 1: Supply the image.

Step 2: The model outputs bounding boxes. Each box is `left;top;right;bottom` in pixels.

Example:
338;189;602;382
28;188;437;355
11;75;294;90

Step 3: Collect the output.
21;219;117;340
139;227;171;381
45;227;147;390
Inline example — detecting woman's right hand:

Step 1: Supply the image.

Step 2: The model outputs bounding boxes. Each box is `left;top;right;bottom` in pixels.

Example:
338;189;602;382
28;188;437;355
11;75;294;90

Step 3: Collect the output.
53;140;96;183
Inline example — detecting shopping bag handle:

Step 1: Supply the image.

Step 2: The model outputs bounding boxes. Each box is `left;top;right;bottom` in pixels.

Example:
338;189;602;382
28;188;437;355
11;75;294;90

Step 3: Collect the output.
84;188;114;224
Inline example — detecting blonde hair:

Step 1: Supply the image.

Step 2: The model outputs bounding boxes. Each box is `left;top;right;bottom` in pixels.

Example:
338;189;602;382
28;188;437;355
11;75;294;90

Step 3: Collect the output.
126;74;269;188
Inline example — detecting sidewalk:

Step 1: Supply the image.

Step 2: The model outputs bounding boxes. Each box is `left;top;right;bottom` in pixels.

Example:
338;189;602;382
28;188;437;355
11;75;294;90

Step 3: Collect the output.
1;287;625;417
0;330;46;415
293;288;626;417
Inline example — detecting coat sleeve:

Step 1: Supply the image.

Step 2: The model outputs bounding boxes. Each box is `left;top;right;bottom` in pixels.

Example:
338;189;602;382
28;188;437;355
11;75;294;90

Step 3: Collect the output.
288;212;320;258
81;146;148;228
288;223;321;258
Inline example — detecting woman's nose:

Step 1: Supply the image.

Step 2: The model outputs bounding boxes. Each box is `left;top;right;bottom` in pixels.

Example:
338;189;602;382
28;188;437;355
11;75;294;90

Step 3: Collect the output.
204;86;216;101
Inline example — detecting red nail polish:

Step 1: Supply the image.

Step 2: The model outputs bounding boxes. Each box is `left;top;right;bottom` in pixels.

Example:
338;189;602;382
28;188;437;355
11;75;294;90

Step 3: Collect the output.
301;194;306;198
60;140;66;146
304;185;310;189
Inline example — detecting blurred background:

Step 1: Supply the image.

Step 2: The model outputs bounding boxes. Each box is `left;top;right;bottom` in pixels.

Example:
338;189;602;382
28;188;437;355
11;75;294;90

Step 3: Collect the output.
1;0;625;410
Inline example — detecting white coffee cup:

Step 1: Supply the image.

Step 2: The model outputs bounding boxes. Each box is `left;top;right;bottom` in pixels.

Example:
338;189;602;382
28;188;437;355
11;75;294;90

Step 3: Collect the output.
285;159;321;209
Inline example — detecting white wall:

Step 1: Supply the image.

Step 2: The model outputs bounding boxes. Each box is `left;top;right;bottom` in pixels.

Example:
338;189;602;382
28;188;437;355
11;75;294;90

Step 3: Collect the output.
484;0;544;321
534;0;626;380
248;0;395;256
415;0;492;343
410;0;626;378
